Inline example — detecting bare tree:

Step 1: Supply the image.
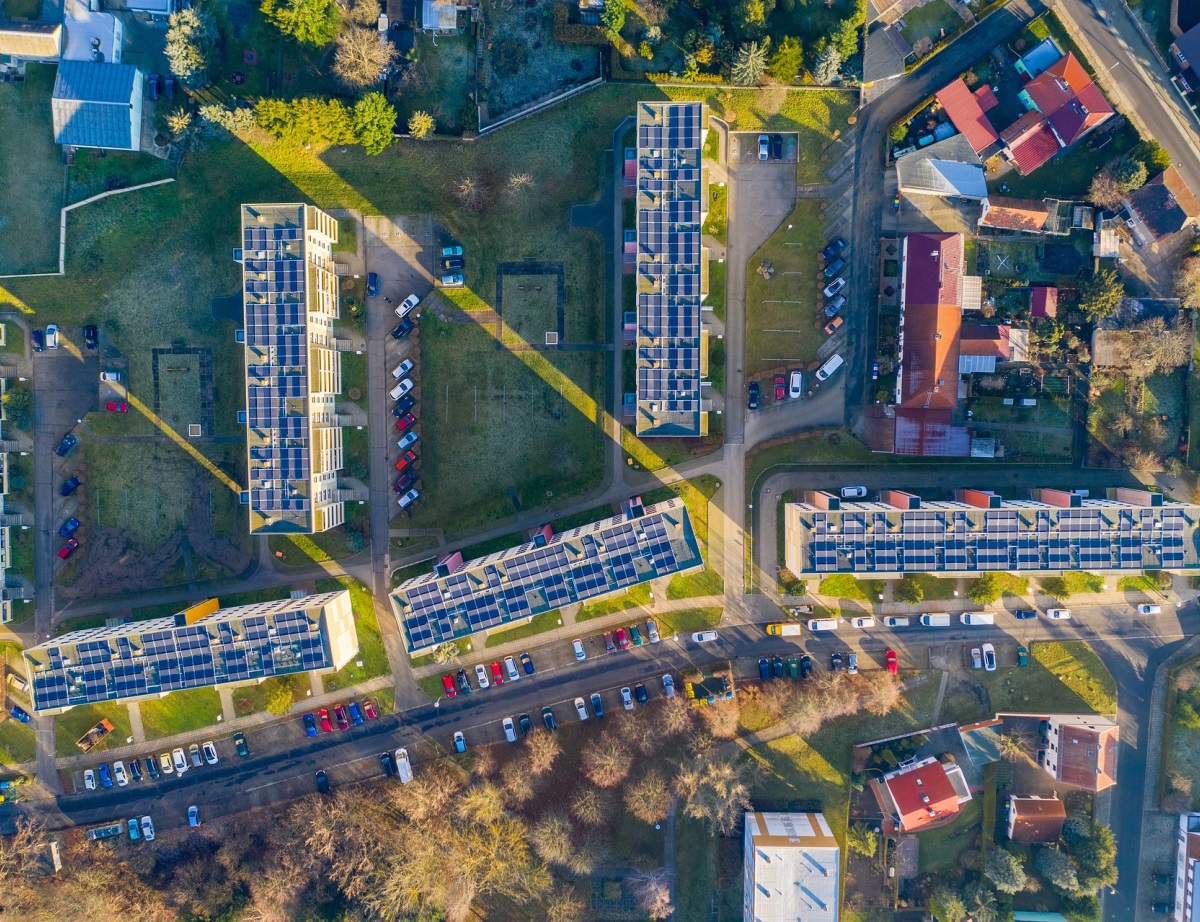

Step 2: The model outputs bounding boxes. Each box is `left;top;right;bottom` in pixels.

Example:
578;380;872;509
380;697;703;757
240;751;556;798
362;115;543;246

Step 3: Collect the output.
1089;171;1123;209
697;698;740;738
340;0;380;25
507;172;534;198
501;759;536;805
1177;256;1200;305
999;731;1033;764
675;756;752;834
583;733;633;787
529;811;576;868
544;882;586;922
626;769;672;824
472;743;497;778
332;26;400;91
453;781;506;826
568;832;611;875
655;694;696;737
453;172;491;214
526;728;561;776
859;674;901;716
631;866;673;920
571;786;612;826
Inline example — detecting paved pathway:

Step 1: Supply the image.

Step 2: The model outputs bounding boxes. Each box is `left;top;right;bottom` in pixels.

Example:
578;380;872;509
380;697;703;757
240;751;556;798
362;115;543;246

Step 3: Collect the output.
127;702;145;745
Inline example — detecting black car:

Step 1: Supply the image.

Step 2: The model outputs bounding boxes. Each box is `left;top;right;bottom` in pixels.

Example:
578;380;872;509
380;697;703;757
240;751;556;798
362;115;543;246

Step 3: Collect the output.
144;756;159;780
800;654;813;679
771;134;782;159
634;683;648;705
31;329;44;352
1013;609;1036;619
542;705;557;731
823;257;846;279
234;732;250;757
440;257;464;271
518;713;533;736
83;325;98;350
821;238;847;261
748;381;760;410
392;395;416;417
456;667;471;693
392;318;416;339
164;76;176;100
60;475;81;497
55;433;77;457
315;770;329;794
758;657;770;681
129;759;143;782
831;651;843;673
148;74;161;100
772;656;785;679
380;752;395;777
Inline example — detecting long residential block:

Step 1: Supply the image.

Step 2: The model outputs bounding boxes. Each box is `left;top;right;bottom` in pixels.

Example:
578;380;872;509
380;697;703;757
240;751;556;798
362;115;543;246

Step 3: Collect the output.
391;497;702;654
784;487;1200;578
238;203;345;535
743;811;840;922
24;591;358;714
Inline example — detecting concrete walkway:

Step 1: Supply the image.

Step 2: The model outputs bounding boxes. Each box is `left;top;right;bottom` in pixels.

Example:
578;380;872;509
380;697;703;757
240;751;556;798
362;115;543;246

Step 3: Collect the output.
127;702;145;745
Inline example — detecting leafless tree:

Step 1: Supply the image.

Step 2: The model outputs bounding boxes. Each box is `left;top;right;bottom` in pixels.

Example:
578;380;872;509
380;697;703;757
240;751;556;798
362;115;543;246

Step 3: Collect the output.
472;743;497;778
698;698;740;738
501;758;536;805
453;172;492;214
1177;256;1200;304
568;832;611;875
340;0;380;25
544;882;586;922
675;756;752;834
506;172;534;199
393;763;466;823
999;731;1033;764
626;769;672;824
655;694;696;737
333;26;401;90
454;781;506;826
571;786;612;826
1089;171;1123;209
631;866;674;919
859;674;902;716
583;733;633;787
529;811;576;868
526;727;561;776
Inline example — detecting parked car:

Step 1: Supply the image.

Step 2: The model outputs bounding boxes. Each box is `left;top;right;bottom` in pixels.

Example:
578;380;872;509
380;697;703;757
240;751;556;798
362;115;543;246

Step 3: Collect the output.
57;539;79;560
441;245;463;257
615;627;629;650
824;316;844;335
850;616;874;628
502;717;517;742
234;732;250;757
772;657;785;679
518;713;532;736
662;674;675;697
572;639;586;661
392;395;417;417
823;277;846;299
748;381;760;410
691;630;718;643
629;624;643;646
333;705;350;730
106;401;128;413
1017;645;1029;666
489;661;504;685
397;431;419;451
55;433;77;457
982;643;997;672
114;761;128;786
453;731;467;753
757;134;769;160
397;488;420;509
380;751;396;777
886;650;898;674
84;769;96;791
347;701;365;725
884;616;910;627
441;674;457;698
823;257;846;279
771;134;783;159
395;293;421;319
541;706;557;731
456;667;471;693
315;770;329;793
634;683;648;705
590;691;605;716
789;370;803;399
165;76;176;99
61;475;82;496
389;378;414;401
824;295;846;319
9;704;29;724
1137;604;1162;615
646;619;660;643
393;471;418;492
799;654;813;679
172;748;188;773
1013;609;1037;619
847;652;858;675
188;805;200;828
821;238;846;261
503;657;521;682
395;449;418;473
391;359;414;380
45;323;59;349
391;317;416;339
147;74;161;99
440;274;464;287
574;697;589;721
129;758;143;781
474;663;490;689
31;329;44;352
159;752;173;775
396;748;413;783
100;371;119;382
189;743;202;767
830;651;843;673
774;375;786;400
395;412;417;433
366;273;380;297
144;756;159;780
971;648;983;669
318;707;333;731
140;815;155;842
603;631;616;652
128;818;141;841
621;687;634;710
98;763;113;787
520;652;535;675
1045;609;1072;620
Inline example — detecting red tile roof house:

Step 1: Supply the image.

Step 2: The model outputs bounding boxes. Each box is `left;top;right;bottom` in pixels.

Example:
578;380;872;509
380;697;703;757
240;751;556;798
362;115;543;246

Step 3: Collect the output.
1007;795;1067;844
870;756;974;833
894;232;973;456
1031;286;1059;319
1039;715;1118;792
936;78;1001;156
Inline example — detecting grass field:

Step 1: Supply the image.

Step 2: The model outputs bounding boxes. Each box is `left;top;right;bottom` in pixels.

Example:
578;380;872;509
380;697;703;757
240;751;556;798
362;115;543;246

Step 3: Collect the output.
0;717;35;765
0;65;63;274
483;610;562;648
231;674;312;717
744;199;827;378
818;574;883;601
397;36;477;135
958;640;1115;720
704;182;728;244
499;274;562;346
918;796;984;872
54;702;133;757
901;0;963;47
904;573;959;600
657;606;721;636
318;576;391;690
139;687;222;740
993;122;1141;199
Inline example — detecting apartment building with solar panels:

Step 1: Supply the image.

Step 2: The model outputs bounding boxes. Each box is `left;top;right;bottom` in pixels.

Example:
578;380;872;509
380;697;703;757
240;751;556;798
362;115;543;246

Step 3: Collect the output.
634;101;711;438
238;203;346;535
784;487;1200;579
0;377;14;624
391;496;703;654
23;592;358;714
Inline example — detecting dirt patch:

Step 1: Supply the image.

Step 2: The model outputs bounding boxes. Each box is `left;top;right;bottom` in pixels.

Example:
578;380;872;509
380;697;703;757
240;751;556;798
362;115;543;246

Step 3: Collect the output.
58;529;190;600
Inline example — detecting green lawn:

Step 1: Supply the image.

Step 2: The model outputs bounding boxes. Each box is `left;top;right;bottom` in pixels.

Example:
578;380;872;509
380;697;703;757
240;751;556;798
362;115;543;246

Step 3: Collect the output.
576;582;652;620
657;606;721;636
960;640;1115;721
1033;641;1116;714
704;182;728;244
666;567;724;599
54;703;133;757
818;574;883;601
333;217;357;254
0;718;35;765
342;351;368;407
318;576;391;690
139;687;222;740
905;573;959;601
708;258;727;323
992;122;1141;199
900;0;964;48
231;674;311;717
918;796;984;873
483;610;563;648
744;199;827;378
745;429;874;498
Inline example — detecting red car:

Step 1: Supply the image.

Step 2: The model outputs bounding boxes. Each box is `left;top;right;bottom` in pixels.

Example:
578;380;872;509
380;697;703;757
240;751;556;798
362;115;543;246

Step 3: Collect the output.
57;538;79;560
395;449;418;473
886;650;898;675
105;401;128;413
333;705;350;730
490;662;504;685
615;627;630;650
393;471;417;493
317;707;333;732
395;412;416;433
441;674;457;698
362;698;378;719
774;375;786;400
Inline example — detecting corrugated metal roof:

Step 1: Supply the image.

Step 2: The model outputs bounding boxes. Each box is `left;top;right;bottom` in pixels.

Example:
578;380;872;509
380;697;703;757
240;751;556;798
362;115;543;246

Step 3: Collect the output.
52;61;139;150
0;20;62;58
897;157;987;197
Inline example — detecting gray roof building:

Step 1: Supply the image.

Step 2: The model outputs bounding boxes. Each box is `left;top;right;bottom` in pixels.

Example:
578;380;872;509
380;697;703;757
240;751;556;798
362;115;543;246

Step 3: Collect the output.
0;21;63;60
51;60;142;151
896;135;987;198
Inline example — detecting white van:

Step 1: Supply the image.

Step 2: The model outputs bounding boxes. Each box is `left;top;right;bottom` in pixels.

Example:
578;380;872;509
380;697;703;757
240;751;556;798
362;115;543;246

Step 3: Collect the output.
807;618;839;632
919;614;951;626
960;612;995;625
816;354;844;381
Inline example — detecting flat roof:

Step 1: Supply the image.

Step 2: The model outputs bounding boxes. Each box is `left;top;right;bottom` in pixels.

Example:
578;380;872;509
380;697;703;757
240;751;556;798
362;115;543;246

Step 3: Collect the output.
24;591;353;711
744;811;840;922
392;499;703;653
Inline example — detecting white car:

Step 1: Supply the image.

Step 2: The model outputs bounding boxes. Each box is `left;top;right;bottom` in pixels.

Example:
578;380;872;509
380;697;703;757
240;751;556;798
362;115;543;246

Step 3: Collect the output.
140;815;155;842
1137;604;1162;615
113;760;128;786
45;324;59;349
662;674;675;698
847;652;859;675
474;663;490;688
691;630;718;643
503;655;520;681
159;752;174;775
1045;609;1072;620
572;639;586;661
970;648;982;669
188;806;200;828
883;616;910;627
502;717;517;743
621;687;634;711
390;359;414;380
202;741;218;765
395;293;421;319
646;620;661;643
389;378;414;401
840;486;868;499
574;697;589;721
757;133;769;160
83;769;97;791
982;643;997;672
823;277;846;299
789;370;802;399
395;747;413;783
850;617;875;629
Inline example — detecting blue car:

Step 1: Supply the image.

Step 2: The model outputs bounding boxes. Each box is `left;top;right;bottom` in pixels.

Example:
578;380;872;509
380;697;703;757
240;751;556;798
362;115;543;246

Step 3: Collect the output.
303;714;317;737
758;657;771;681
97;764;113;788
366;272;379;297
348;701;364;725
128;818;141;841
1013;610;1037;619
59;518;80;539
9;704;29;724
589;692;604;719
520;652;535;675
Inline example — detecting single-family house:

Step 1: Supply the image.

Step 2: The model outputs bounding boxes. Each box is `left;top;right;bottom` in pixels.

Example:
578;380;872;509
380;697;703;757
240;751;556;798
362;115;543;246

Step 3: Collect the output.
896;134;987;199
1007;795;1066;843
1170;22;1200;85
0;21;62;70
1124;166;1200;243
52;60;143;151
1039;715;1118;792
870;755;973;833
979;196;1054;234
936;78;1000;156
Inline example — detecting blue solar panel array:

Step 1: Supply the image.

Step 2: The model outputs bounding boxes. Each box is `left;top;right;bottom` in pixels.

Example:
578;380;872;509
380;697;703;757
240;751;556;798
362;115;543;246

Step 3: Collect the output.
394;501;703;653
794;498;1199;575
25;595;342;712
